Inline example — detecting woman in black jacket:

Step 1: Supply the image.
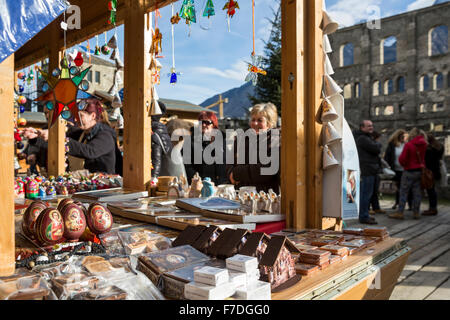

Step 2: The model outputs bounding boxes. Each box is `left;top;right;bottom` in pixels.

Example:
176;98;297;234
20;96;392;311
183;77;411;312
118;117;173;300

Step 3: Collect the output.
384;129;411;210
423;133;445;216
66;99;122;174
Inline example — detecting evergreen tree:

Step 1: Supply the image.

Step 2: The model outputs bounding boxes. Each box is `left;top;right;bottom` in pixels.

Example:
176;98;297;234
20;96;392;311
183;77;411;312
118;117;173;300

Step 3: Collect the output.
249;3;281;114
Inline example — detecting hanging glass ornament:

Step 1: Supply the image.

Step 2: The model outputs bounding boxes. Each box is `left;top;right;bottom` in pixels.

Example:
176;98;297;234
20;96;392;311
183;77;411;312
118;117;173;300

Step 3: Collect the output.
20;106;26;113
61;107;71;120
17;72;26;80
108;0;117;25
69;66;80;76
42;83;49;92
18;96;27;105
203;0;215;18
74;51;84;66
46;101;54;111
80;80;89;91
18;85;24;93
180;0;197;25
52;68;61;78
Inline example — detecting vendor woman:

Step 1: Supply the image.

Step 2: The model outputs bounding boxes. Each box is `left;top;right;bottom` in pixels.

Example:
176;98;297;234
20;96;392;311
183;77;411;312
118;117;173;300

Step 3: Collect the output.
66;99;121;174
227;103;280;193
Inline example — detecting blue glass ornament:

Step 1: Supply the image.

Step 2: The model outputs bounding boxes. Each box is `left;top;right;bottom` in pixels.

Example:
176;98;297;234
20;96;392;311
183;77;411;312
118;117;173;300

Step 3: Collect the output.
18;85;24;93
42;83;49;92
61;110;71;120
19;106;25;113
46;101;54;111
170;72;177;84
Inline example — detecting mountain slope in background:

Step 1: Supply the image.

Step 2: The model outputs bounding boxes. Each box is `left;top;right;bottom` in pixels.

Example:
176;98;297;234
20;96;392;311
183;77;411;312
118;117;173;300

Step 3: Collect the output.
199;82;256;119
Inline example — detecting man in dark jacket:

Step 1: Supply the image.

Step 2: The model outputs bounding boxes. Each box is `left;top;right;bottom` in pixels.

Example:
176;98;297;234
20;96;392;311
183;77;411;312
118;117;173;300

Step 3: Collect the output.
354;120;381;224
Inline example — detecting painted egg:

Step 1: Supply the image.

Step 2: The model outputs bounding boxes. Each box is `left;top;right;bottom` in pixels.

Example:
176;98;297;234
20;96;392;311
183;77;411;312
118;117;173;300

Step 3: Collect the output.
57;198;74;212
61;203;86;241
35;208;64;246
22;201;48;239
26;180;39;199
86;203;113;235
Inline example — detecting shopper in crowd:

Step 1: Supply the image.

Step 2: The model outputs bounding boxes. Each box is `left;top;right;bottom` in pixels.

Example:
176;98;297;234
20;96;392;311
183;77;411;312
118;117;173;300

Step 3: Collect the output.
184;111;227;185
422;133;444;216
354;120;381;225
389;128;428;220
66;99;122;174
20;107;50;174
227;103;280;193
384;129;412;210
150;102;180;178
369;131;386;215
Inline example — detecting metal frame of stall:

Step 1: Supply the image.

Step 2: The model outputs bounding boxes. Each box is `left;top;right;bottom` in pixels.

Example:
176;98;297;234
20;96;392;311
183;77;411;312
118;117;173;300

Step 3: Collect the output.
0;0;330;278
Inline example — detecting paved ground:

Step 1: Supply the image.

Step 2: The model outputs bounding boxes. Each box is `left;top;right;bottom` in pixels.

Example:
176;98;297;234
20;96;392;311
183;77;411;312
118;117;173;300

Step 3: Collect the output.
346;196;450;300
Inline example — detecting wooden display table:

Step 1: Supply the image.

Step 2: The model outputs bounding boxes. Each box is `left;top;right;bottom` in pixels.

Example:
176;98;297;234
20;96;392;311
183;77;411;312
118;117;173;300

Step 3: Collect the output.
273;237;410;300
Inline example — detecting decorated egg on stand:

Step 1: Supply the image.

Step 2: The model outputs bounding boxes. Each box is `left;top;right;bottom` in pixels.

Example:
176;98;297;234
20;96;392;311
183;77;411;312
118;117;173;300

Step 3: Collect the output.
26;180;39;199
86;203;113;235
34;208;64;246
61;203;87;242
57;198;74;212
22;201;49;239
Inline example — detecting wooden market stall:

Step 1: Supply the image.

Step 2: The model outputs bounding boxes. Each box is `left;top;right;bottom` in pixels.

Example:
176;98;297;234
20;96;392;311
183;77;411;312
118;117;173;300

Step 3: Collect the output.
0;0;409;300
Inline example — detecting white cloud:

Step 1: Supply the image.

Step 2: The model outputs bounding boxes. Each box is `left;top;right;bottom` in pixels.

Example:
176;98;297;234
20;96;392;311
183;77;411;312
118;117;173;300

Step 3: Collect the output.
407;0;435;11
193;59;248;82
327;0;382;27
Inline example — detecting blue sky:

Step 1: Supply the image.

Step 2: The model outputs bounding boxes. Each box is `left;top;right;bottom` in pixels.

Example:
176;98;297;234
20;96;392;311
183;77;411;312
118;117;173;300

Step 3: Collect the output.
71;0;446;105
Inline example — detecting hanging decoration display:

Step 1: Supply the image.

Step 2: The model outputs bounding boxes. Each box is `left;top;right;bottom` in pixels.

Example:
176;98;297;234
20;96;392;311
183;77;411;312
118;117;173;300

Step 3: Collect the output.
108;0;117;25
245;0;266;86
34;11;92;127
86;39;91;64
150;28;163;57
223;0;239;31
180;0;196;35
200;0;215;30
171;12;181;24
95;35;101;55
169;3;181;85
101;31;111;55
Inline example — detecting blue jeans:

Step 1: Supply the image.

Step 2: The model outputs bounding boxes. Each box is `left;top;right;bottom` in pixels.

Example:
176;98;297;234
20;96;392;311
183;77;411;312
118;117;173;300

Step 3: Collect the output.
360;175;375;221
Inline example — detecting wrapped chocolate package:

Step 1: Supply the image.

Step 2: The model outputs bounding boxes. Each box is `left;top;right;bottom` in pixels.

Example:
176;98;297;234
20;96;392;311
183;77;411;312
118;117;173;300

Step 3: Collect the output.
71;285;128;300
0;275;56;300
118;230;171;255
99;231;127;256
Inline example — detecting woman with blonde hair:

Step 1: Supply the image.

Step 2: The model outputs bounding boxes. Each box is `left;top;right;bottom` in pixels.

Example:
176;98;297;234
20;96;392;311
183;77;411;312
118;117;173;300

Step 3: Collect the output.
384;129;411;210
389;128;428;220
227;102;280;193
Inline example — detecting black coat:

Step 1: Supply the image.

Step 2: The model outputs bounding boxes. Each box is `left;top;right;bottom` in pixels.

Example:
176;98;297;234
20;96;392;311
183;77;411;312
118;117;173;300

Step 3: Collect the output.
67;123;120;174
184;127;227;186
425;145;444;180
151;121;173;178
383;142;396;170
227;129;280;193
354;130;381;176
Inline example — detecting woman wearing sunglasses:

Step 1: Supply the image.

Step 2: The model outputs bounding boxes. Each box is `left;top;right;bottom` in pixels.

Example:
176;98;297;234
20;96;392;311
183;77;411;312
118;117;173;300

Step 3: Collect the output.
184;111;227;185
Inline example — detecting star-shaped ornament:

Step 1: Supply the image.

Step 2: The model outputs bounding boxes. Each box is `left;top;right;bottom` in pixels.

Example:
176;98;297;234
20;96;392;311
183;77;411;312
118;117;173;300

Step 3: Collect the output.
34;56;91;127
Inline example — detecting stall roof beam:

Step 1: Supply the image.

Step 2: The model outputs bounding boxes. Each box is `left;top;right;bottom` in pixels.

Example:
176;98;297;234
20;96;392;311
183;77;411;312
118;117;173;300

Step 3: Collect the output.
14;0;177;70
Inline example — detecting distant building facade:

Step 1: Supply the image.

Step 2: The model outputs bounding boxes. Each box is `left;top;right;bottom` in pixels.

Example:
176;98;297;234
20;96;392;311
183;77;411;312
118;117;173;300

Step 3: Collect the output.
328;2;450;156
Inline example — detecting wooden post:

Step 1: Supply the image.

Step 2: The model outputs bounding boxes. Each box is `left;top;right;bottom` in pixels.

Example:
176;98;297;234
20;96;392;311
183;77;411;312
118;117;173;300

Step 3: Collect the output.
281;0;323;229
123;0;152;190
0;54;16;276
304;0;324;229
47;28;66;177
281;0;306;229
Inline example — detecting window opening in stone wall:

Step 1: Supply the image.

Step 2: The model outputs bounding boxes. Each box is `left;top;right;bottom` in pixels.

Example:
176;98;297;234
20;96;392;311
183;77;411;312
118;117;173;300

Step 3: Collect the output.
384;105;394;115
374;106;380;116
399;104;404;113
433;73;444;90
420;75;430;91
381;36;397;64
95;71;101;84
397;76;405;92
340;43;354;67
432;102;444;112
87;70;92;82
434;124;444;132
429;25;448;56
373;81;380;96
430;122;434;131
354;82;361;98
343;84;352;99
384;79;393;95
419;104;426;113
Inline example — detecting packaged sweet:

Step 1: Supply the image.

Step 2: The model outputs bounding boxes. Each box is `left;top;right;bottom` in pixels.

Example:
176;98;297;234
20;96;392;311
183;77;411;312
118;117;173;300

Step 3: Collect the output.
118;230;172;255
0;275;56;300
294;263;319;276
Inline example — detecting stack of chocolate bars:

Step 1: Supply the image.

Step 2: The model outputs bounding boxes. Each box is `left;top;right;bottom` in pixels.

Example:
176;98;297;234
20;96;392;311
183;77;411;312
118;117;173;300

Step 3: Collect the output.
298;249;331;271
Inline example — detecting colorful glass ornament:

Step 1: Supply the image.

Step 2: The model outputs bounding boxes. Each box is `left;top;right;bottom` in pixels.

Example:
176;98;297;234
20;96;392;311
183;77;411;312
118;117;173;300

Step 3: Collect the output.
94;45;101;55
180;0;197;25
18;85;24;93
74;51;84;66
19;106;25;113
223;0;239;18
169;67;181;84
108;0;117;25
34;55;91;127
245;54;267;86
18;95;27;105
17;72;26;80
203;0;215;18
171;13;181;24
150;28;163;57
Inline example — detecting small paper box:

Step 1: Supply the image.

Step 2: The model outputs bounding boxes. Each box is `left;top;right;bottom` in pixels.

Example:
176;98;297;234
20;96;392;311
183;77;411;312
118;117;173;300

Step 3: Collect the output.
234;280;271;300
228;271;247;289
184;281;235;300
194;266;229;286
226;254;258;273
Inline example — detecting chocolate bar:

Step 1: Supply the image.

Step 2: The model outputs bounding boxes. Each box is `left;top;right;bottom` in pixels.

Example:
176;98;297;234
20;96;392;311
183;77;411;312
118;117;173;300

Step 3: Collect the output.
318;245;349;257
311;239;339;246
329;255;341;264
172;225;207;247
207;228;249;259
362;227;388;237
294;263;319;276
294;244;319;252
342;228;363;235
300;249;331;260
